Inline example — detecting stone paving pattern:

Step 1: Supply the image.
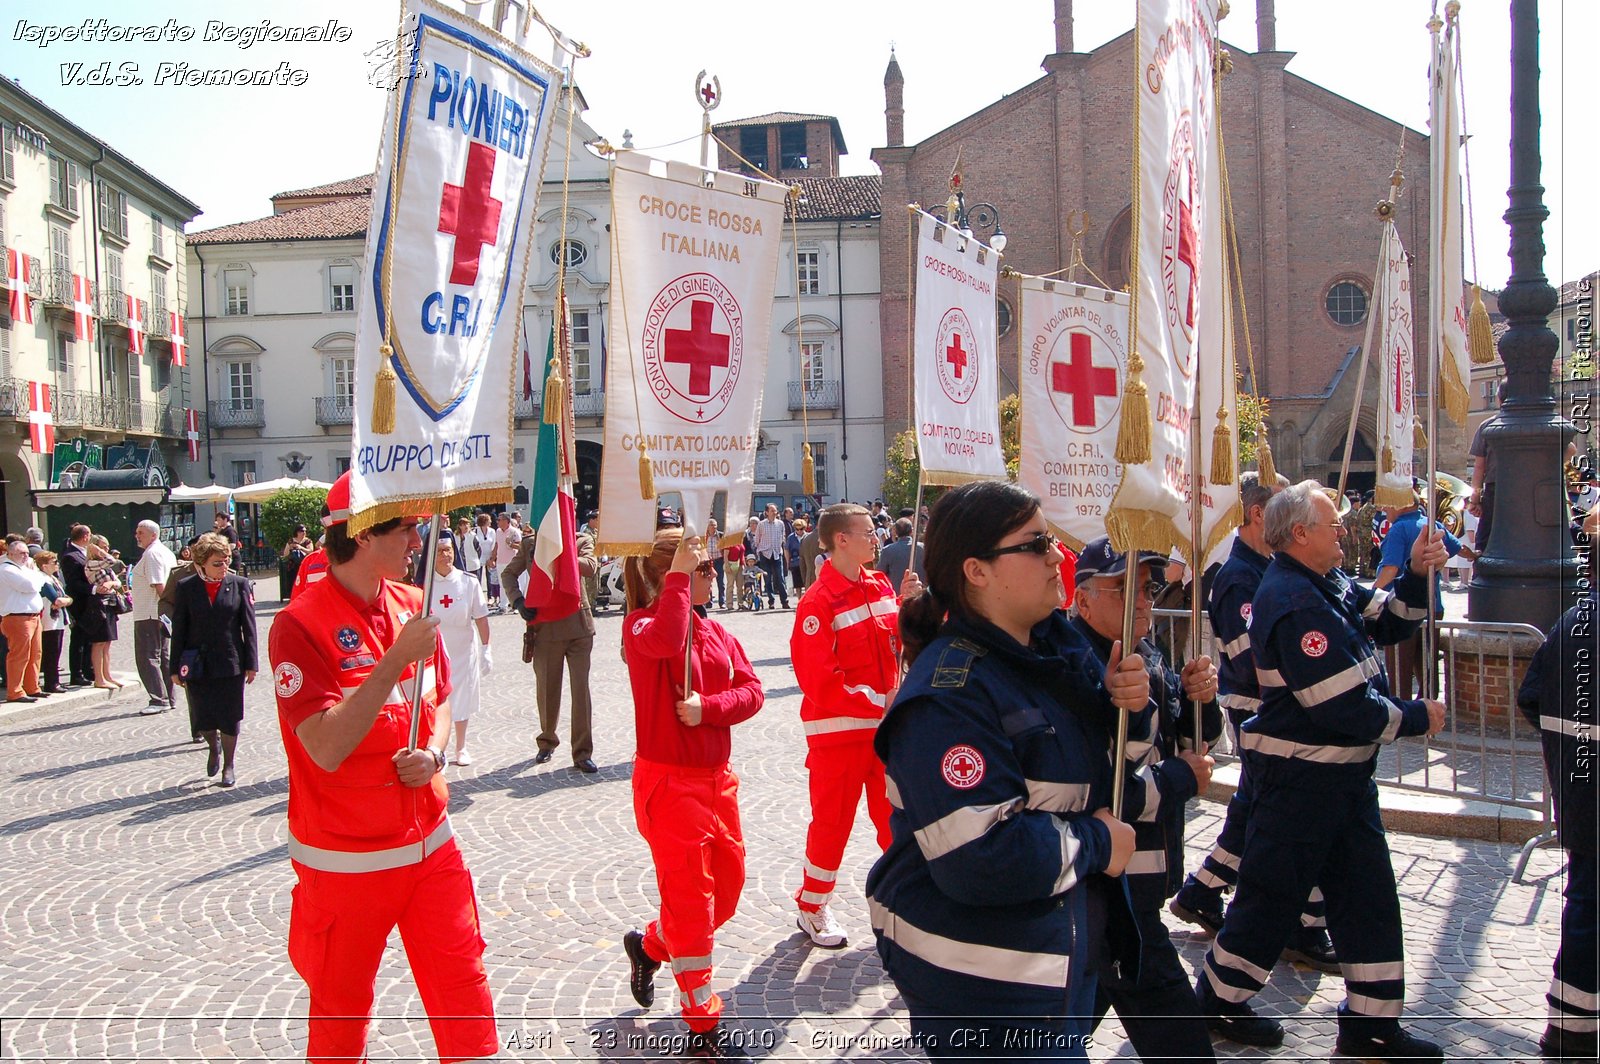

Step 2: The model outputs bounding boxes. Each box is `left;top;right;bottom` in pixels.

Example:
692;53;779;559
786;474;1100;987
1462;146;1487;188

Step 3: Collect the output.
0;579;1566;1061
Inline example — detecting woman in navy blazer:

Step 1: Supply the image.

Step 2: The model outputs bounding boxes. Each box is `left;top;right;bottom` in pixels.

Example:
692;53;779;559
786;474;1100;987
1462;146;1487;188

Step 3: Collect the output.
170;533;258;787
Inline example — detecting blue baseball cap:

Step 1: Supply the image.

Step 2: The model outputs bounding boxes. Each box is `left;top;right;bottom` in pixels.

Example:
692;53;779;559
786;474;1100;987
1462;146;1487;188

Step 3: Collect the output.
1073;535;1170;587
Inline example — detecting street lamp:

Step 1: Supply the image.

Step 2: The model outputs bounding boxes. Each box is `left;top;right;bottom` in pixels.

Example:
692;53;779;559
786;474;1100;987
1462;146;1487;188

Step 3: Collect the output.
930;173;1007;252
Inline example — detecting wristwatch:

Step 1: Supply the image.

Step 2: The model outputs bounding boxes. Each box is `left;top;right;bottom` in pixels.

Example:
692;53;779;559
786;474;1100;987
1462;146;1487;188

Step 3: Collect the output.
427;748;446;772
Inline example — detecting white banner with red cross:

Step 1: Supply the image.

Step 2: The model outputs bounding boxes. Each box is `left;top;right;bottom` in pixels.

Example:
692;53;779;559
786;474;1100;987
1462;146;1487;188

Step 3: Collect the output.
597;151;789;555
72;274;95;344
1375;222;1418;509
125;293;146;355
349;0;558;531
7;250;33;325
184;407;200;462
27;381;54;454
1107;0;1225;555
912;208;1005;486
169;310;187;366
1018;279;1129;551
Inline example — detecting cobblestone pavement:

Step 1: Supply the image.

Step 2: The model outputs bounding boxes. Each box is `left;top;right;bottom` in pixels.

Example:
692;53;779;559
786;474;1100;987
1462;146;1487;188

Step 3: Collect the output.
0;581;1567;1061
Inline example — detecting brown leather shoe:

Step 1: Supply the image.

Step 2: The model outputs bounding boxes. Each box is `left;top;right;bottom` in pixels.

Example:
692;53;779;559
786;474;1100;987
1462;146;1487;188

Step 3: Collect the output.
522;626;537;663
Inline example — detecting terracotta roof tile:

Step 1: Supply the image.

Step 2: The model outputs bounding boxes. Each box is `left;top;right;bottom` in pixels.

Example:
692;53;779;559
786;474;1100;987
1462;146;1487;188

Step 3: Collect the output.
785;175;882;222
713;112;837;130
187;197;371;245
273;174;375;200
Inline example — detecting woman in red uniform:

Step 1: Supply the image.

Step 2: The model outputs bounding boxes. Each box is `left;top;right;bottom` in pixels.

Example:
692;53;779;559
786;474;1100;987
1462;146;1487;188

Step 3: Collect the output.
620;529;763;1061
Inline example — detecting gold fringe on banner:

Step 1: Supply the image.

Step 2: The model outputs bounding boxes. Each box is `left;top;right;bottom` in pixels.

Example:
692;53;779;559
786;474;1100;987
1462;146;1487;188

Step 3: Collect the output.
1440;352;1471;425
1256;436;1277;485
801;442;816;496
542;357;564;425
1382;442;1395;474
1115;351;1152;465
1105;507;1176;556
1414;419;1429;450
346;487;509;536
638;451;656;501
371;345;398;435
1210;406;1235;486
1468;284;1496;365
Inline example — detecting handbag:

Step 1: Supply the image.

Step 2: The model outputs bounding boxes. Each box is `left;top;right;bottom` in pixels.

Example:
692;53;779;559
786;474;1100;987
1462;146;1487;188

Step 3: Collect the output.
177;648;205;681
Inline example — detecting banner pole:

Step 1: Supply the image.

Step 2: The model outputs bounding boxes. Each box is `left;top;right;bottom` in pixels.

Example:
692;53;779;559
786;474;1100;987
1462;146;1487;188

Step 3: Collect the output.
1112;578;1137;819
407;511;443;751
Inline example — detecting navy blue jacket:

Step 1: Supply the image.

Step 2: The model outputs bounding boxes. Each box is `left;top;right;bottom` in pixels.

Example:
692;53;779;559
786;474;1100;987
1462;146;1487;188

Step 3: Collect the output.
1208;537;1273;718
1243;553;1432;784
1517;591;1597;855
867;611;1133;1017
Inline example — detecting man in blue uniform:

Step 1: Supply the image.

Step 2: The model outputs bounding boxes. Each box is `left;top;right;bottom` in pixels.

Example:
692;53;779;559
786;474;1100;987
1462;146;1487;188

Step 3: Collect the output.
1170;474;1339;973
1069;536;1222;1062
1195;480;1448;1061
1373;484;1475;698
1518;573;1598;1059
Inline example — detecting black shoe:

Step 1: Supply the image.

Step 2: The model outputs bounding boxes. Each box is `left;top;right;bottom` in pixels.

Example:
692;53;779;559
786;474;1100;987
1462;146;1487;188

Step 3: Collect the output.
1282;926;1341;973
574;758;598;774
1204;1000;1285;1048
1540;1025;1598;1060
44;686;68;694
622;930;660;1007
1335;1022;1443;1061
533;749;553;765
206;744;220;778
219;767;236;788
1170;886;1226;936
683;1025;748;1061
5;696;38;704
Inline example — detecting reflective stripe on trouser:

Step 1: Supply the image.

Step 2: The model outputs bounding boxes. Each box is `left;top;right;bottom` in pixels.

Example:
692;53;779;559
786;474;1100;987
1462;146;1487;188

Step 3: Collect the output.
796;737;891;913
632;758;745;1033
1549;849;1599;1033
287;838;497;1064
1200;755;1404;1018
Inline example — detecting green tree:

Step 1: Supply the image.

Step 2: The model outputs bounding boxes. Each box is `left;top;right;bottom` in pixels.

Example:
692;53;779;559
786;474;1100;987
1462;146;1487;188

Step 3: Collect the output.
882;429;920;513
259;487;329;551
999;392;1021;481
1237;385;1270;468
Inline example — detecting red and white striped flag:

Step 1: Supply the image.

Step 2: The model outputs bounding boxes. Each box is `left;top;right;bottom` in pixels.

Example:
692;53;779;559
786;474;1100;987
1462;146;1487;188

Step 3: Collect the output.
126;293;146;355
170;310;187;366
27;381;54;454
72;273;95;343
7;250;33;325
184;407;199;461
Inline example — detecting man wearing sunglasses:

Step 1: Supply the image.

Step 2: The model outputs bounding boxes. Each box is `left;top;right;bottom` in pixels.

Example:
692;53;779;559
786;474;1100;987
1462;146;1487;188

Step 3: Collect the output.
1068;535;1222;1061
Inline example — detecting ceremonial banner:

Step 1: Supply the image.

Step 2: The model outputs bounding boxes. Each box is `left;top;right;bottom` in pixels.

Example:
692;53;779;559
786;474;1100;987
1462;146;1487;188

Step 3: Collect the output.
170;311;187;367
184;407;200;462
126;293;146;355
523;291;582;622
1107;0;1222;554
72;274;95;344
1019;279;1129;551
27;381;54;454
912;209;1004;485
598;151;788;554
349;0;559;531
7;250;33;325
1429;11;1470;426
1375;223;1418;509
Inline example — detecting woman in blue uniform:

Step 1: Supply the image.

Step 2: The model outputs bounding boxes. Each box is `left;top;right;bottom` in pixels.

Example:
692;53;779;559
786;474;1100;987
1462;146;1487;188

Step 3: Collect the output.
866;481;1146;1061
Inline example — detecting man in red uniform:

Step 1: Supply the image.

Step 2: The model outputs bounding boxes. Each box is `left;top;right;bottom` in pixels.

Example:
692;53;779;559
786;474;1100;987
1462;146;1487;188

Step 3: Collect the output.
621;530;764;1061
268;472;497;1064
789;503;921;948
289;545;329;600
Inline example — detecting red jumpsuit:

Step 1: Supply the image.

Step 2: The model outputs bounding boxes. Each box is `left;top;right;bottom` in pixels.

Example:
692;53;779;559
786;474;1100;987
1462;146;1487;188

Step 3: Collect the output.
269;573;497;1064
623;571;763;1032
789;560;899;913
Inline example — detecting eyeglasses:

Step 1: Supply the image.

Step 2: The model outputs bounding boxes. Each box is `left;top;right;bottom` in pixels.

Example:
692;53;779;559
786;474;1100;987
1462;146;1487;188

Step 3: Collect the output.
1087;579;1166;599
974;531;1060;560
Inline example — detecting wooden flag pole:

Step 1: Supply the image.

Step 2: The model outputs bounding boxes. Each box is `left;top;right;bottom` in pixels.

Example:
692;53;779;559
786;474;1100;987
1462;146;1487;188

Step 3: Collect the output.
407;511;444;751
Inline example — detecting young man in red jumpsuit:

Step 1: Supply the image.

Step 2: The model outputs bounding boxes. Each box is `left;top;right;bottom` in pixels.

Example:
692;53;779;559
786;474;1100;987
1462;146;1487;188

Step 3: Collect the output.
789;503;921;948
620;529;764;1061
268;472;497;1064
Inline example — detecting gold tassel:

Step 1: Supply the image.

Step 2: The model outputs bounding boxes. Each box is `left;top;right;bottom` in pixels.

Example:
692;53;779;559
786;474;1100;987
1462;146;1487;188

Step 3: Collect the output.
1382;442;1395;474
1115;352;1152;466
1468;285;1496;365
1210;408;1235;486
1414;420;1428;450
542;358;564;425
638;450;655;501
801;442;816;496
371;344;398;435
1257;436;1277;485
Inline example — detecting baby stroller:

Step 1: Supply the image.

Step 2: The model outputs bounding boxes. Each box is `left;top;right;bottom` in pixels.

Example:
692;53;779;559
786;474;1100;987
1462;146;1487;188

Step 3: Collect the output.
739;564;766;612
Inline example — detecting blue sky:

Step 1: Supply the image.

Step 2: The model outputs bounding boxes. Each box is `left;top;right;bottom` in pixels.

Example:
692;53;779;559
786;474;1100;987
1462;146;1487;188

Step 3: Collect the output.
3;0;1591;289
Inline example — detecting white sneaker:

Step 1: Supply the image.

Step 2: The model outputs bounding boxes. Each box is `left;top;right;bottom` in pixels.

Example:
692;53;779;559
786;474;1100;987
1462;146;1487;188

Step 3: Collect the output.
796;905;847;949
140;702;167;715
454;749;474;766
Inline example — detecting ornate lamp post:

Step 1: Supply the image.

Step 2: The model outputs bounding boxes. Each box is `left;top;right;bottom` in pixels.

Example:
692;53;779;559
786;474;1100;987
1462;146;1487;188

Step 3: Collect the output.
1467;0;1579;630
930;172;1007;253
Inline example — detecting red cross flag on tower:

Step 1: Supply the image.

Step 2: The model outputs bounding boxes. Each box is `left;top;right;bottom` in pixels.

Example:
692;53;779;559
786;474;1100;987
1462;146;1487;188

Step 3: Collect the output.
184;407;200;462
597;151;788;554
27;381;54;454
72;274;95;344
126;293;146;356
911;207;1004;485
170;310;187;367
347;0;560;532
1019;279;1131;550
7;250;33;325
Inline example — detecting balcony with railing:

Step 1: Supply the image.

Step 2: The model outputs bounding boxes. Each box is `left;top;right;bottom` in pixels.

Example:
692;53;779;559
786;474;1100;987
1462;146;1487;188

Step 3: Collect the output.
42;267;81;309
514;392;540;420
98;285;125;323
787;379;841;412
23;254;41;300
209;397;266;429
0;377;29;419
573;390;605;418
148;301;170;339
315;395;354;426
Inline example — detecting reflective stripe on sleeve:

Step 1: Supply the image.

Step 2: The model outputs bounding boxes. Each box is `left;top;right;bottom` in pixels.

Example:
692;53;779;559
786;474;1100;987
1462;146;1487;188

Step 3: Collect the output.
1292;655;1381;708
914;798;1025;862
1377;697;1405;744
1050;816;1085;894
1124;848;1167;876
840;683;889;708
1024;779;1090;813
1541;715;1589;739
1222;631;1251;658
885;776;903;808
1239;731;1379;764
1255;667;1285;688
832;598;898;632
868;897;1070;989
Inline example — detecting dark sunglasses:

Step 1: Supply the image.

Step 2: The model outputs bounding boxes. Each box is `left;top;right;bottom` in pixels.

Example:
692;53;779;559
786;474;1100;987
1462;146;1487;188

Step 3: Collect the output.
974;531;1060;560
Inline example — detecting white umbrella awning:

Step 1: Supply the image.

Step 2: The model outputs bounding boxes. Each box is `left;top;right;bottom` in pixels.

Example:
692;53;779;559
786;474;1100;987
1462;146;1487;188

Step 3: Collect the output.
168;483;233;504
229;477;332;504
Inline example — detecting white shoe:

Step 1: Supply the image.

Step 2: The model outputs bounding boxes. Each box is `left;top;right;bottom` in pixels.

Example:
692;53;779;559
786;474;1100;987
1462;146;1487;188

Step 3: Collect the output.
796;905;847;949
139;702;167;715
454;749;473;766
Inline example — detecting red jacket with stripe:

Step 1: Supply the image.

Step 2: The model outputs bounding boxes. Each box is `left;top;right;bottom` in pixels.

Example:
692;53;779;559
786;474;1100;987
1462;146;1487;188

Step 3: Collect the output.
791;560;900;748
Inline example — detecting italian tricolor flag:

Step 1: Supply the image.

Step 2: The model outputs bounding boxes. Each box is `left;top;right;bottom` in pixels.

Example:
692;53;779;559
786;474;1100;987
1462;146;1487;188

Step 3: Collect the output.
521;295;582;622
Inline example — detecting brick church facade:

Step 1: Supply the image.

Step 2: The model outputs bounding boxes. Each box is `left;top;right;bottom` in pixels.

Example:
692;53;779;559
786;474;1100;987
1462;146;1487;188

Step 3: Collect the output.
872;0;1467;489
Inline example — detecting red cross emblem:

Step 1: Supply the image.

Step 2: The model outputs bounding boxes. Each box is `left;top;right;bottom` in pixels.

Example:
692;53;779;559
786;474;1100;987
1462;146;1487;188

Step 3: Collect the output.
438;141;503;286
641;274;745;424
1300;631;1329;658
700;83;717;107
1050;332;1119;428
664;299;731;398
933;307;979;405
946;333;969;379
941;744;985;789
274;661;304;697
439;594;454;609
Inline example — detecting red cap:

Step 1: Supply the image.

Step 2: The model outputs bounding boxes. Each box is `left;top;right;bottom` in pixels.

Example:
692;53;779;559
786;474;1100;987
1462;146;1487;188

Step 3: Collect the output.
321;471;436;528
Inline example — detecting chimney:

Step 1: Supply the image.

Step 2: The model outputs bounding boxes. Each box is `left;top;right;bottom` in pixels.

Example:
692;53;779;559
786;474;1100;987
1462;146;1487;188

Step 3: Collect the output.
1054;0;1074;53
1257;0;1277;51
884;50;905;148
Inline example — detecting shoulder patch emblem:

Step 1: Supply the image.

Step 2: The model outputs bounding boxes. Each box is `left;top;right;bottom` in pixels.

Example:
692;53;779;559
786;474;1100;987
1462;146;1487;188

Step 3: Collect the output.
802;615;821;636
941;745;985;789
335;626;362;651
1300;631;1329;658
1240;602;1252;625
274;662;304;697
631;616;649;636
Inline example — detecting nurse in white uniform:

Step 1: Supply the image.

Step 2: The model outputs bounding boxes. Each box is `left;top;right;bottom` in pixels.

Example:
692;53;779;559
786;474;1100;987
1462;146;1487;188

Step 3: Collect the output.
431;534;492;765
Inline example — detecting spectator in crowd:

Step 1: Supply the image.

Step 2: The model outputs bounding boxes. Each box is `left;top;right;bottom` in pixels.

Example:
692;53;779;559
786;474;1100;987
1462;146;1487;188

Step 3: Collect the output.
84;536;126;689
753;503;790;609
0;538;48;703
170;533;258;787
876;518;926;591
25;526;44;560
1374;486;1474;698
280;524;313;600
465;512;495;596
60;524;95;688
742;516;758;563
786;518;807;595
705;518;726;610
159;550;200;742
723;536;747;612
132;520;177;716
212;511;242;572
429;534;491;767
490;512;522;613
799;521;822;588
35;551;70;694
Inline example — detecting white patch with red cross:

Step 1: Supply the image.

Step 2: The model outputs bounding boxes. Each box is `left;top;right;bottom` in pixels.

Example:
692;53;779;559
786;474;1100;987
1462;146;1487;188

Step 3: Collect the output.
941;745;985;789
631;617;650;637
802;615;821;636
1240;602;1252;626
274;662;304;698
1300;631;1330;658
